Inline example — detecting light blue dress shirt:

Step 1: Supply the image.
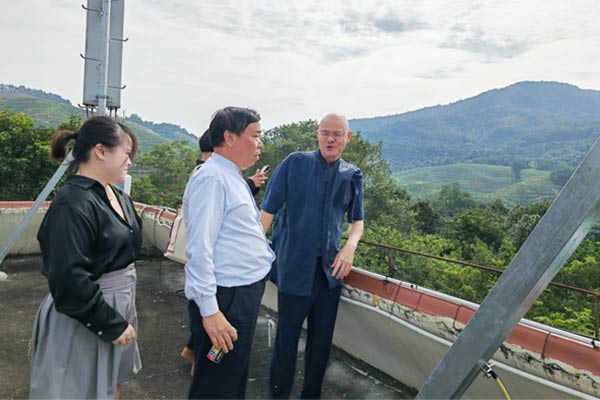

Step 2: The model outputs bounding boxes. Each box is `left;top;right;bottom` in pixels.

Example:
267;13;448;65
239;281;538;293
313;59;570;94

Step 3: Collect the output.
183;153;274;317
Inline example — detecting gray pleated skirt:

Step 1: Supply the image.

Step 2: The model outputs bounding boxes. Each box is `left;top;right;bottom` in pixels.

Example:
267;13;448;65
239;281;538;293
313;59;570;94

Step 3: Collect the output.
29;264;141;399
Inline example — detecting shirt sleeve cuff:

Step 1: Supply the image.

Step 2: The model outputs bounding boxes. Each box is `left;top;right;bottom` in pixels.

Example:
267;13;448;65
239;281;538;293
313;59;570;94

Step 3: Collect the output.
78;305;128;342
261;202;278;215
197;295;220;317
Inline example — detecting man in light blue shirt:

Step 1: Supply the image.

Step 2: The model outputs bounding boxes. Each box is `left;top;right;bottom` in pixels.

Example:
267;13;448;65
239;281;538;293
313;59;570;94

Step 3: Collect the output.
183;107;274;399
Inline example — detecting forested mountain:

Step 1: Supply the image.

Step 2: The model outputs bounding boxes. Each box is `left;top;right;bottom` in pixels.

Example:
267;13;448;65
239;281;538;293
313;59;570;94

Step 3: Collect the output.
350;81;600;171
127;113;197;142
0;84;197;151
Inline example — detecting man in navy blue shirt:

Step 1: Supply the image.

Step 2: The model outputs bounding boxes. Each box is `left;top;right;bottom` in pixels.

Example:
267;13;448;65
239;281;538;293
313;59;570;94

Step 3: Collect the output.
261;113;364;399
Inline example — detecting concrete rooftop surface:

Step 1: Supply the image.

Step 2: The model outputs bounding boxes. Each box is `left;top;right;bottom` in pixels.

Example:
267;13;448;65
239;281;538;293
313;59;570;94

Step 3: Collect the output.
0;253;416;399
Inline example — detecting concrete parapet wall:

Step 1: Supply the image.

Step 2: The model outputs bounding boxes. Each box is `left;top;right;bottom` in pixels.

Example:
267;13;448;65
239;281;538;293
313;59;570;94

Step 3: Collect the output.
0;202;49;255
0;202;168;257
135;203;177;253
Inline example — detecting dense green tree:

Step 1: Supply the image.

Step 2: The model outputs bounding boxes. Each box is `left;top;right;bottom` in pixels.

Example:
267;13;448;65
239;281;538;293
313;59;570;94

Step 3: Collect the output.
130;175;162;206
485;198;507;215
549;169;574;187
252;121;319;205
448;208;505;255
344;133;414;230
504;201;549;248
506;214;540;249
262;120;319;157
411;201;440;234
533;307;595;336
510;159;528;181
58;114;84;131
131;140;197;207
0;110;58;200
432;184;477;217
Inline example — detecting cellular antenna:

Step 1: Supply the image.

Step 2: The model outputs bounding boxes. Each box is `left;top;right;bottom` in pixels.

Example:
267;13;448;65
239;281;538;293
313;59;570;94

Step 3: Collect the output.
82;0;127;116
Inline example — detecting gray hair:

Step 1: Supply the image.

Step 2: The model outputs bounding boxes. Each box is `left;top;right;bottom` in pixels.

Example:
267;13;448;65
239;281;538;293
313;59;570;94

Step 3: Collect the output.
319;113;349;132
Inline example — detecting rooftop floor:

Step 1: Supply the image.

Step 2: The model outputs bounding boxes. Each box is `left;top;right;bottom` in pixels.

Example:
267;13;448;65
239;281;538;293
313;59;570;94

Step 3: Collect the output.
0;254;416;399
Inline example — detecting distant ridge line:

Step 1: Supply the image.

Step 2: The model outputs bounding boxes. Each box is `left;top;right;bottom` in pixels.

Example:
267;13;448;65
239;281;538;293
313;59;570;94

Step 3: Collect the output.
0;83;72;106
348;80;600;172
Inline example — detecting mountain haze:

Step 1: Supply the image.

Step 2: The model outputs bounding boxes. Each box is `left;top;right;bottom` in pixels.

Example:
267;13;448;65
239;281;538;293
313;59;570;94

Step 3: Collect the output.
350;81;600;171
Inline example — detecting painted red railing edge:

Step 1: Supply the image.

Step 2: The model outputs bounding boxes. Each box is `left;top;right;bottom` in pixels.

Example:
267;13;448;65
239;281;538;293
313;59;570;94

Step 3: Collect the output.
0;201;51;209
345;268;600;376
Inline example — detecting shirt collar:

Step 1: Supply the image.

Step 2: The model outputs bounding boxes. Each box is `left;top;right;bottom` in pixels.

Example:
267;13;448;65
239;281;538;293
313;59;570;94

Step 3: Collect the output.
209;153;242;175
314;149;341;168
66;175;104;189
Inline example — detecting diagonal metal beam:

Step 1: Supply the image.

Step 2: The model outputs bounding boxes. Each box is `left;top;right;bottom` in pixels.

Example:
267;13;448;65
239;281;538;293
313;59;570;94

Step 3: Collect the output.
417;135;600;399
0;153;73;266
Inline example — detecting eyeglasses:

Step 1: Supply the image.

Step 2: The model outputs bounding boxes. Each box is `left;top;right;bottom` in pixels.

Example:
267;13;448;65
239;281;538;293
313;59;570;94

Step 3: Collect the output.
318;130;345;138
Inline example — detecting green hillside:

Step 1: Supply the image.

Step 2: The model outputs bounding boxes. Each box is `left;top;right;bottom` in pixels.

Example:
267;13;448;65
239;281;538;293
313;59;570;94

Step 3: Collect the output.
125;122;171;153
395;163;561;206
0;96;85;128
0;95;177;153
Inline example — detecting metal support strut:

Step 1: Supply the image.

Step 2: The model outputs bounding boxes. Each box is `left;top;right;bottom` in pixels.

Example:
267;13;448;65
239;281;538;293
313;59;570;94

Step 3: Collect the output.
0;152;74;266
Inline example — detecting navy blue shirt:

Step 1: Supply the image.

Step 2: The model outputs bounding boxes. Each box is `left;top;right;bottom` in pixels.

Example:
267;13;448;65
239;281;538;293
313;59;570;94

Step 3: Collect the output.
261;150;364;296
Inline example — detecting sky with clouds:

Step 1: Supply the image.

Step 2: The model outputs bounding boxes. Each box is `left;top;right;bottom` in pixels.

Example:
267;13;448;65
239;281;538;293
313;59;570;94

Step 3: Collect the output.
1;0;599;135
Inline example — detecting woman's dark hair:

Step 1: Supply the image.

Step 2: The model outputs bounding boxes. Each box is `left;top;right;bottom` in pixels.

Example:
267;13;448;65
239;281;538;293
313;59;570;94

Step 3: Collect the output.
208;107;260;148
49;116;138;173
117;122;139;159
199;129;214;153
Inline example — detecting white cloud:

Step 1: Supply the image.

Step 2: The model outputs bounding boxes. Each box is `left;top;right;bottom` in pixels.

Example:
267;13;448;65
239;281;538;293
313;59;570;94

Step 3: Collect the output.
1;0;599;134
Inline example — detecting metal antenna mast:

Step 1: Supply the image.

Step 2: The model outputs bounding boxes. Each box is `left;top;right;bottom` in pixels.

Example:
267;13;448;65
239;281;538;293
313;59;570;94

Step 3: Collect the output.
97;0;111;114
